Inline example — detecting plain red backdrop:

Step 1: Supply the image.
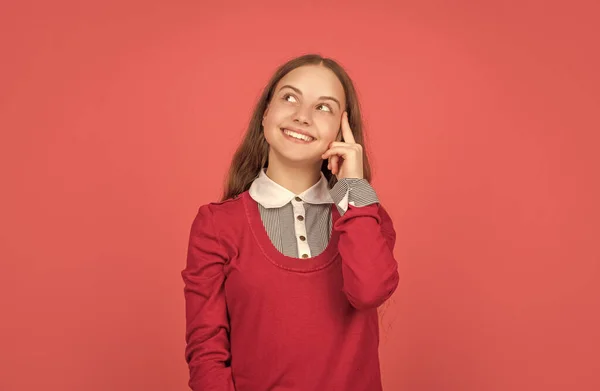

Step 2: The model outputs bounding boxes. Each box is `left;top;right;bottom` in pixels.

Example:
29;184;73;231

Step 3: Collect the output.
1;1;598;390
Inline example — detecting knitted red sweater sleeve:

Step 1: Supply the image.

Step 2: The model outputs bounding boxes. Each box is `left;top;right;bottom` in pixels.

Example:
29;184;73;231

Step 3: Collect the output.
182;204;236;391
333;203;399;310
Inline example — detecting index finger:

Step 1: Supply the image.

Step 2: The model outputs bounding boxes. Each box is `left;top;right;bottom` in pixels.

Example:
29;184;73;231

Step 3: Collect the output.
341;111;356;144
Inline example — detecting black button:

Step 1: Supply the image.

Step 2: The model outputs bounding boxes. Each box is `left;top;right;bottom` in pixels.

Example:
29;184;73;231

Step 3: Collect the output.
295;196;302;202
301;253;309;258
299;235;306;241
297;215;304;221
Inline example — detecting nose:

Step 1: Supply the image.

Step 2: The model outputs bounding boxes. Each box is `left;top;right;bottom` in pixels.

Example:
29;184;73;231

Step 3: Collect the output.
292;105;312;126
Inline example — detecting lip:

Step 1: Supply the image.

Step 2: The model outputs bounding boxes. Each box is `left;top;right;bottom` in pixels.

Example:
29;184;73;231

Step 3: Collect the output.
281;127;315;140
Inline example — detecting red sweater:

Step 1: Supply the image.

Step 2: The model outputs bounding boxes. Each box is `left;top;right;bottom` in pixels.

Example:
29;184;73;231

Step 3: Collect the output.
182;190;399;391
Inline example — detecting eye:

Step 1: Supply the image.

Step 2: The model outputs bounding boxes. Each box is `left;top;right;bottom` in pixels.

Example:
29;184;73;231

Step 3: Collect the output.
317;103;332;113
283;93;298;103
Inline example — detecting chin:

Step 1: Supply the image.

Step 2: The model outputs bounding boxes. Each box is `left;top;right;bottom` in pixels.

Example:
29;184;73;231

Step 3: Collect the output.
272;145;320;164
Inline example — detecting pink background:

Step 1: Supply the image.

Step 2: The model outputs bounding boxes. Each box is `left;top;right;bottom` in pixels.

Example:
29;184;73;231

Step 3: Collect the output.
1;1;598;390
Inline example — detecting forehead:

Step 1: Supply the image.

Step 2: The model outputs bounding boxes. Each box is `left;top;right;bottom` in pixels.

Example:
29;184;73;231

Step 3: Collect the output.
276;65;345;101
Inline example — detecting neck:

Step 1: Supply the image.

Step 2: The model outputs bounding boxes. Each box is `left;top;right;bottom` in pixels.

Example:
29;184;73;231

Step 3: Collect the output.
265;152;323;195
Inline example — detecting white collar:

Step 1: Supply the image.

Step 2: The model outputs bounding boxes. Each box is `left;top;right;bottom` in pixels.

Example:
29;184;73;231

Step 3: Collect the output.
249;168;334;208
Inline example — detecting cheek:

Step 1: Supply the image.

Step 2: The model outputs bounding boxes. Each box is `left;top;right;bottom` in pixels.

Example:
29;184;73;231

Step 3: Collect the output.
316;118;340;141
262;112;284;145
263;105;287;128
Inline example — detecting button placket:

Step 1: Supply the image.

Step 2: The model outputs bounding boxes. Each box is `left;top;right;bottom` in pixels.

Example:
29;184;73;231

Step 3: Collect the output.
291;197;311;258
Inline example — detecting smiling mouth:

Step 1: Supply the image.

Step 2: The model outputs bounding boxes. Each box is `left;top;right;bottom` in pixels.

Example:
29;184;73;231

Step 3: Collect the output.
281;128;315;143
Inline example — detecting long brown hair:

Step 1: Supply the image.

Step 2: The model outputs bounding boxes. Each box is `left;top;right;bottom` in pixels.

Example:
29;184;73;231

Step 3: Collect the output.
220;54;373;201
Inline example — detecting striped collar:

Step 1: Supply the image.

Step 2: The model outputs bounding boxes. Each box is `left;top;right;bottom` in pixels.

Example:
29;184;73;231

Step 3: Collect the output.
249;168;334;208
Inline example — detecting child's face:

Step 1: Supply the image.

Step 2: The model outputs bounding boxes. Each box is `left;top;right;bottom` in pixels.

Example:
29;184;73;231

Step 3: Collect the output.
262;65;346;165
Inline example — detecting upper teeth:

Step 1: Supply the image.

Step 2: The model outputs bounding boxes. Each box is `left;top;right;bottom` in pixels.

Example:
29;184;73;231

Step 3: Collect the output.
284;129;313;142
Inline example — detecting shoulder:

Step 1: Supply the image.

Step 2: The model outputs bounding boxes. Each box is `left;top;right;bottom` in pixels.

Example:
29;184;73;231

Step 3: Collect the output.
193;191;247;229
189;192;249;259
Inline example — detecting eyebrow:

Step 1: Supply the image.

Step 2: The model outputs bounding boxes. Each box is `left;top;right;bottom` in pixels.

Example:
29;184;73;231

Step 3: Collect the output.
278;84;341;109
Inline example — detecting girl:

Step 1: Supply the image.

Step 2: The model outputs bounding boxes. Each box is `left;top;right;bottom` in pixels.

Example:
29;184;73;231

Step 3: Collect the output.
182;54;399;391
